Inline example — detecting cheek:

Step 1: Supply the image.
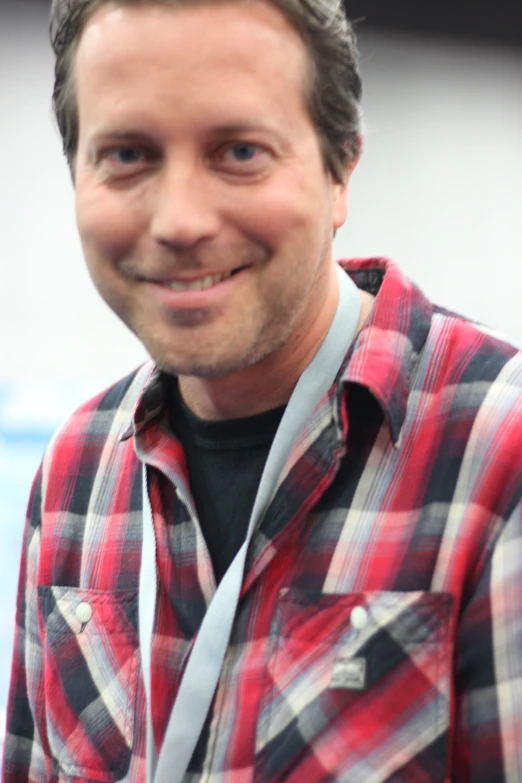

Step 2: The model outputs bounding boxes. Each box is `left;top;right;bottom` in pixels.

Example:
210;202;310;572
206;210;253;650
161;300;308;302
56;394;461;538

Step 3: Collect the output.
234;180;323;252
75;184;146;262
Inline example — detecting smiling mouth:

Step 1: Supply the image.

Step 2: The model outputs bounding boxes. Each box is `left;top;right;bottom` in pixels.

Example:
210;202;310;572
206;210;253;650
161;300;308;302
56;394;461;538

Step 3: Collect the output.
154;266;246;292
166;270;234;291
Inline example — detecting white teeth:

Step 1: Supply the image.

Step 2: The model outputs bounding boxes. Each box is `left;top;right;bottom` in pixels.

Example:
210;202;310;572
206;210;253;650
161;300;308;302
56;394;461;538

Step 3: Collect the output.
166;271;234;291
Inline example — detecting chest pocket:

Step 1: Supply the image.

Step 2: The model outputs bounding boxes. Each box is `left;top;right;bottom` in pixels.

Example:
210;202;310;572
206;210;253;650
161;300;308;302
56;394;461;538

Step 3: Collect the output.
255;590;453;783
38;586;140;782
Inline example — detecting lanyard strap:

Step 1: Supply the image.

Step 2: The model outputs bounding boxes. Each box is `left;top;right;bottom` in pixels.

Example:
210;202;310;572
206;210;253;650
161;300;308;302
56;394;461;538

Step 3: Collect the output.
139;265;361;783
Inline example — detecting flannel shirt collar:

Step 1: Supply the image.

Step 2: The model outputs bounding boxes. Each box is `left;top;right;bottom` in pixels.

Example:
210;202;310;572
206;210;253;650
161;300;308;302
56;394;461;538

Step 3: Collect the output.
340;258;433;444
120;258;433;446
120;364;163;441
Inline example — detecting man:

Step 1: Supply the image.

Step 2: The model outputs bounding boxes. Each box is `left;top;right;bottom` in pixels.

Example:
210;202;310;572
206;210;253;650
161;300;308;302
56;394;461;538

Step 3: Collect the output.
3;0;522;781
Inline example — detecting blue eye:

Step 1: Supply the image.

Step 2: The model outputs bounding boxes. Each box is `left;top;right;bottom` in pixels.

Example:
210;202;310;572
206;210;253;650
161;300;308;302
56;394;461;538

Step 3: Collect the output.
112;147;142;164
230;143;258;162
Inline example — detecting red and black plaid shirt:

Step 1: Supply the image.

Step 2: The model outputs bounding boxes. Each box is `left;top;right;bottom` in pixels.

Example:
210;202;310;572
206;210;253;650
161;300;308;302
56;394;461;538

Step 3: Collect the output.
3;258;522;783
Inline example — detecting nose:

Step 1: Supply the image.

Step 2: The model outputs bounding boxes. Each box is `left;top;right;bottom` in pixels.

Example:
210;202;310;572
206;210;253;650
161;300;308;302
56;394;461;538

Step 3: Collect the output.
150;162;221;249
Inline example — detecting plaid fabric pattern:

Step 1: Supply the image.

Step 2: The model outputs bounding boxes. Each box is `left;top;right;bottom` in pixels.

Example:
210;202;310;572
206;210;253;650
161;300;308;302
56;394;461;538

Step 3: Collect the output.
38;586;139;779
3;258;522;783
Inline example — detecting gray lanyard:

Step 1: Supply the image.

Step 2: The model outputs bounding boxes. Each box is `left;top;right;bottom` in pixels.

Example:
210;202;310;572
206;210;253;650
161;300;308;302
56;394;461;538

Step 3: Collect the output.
139;265;361;783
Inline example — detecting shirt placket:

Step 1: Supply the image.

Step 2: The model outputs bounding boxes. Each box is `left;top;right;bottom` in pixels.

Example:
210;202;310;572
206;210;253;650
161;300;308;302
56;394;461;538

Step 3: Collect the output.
136;411;218;752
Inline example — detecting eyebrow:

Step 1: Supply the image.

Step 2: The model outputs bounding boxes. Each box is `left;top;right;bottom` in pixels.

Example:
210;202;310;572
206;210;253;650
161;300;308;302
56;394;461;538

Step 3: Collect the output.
208;122;281;136
89;122;283;143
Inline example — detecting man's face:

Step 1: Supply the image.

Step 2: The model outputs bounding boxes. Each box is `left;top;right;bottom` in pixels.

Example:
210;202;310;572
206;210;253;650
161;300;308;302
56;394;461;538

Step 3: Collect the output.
74;0;350;378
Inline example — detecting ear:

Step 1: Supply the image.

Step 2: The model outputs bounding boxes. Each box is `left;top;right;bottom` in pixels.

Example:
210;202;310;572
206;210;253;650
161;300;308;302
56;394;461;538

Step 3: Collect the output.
333;140;361;231
332;179;349;231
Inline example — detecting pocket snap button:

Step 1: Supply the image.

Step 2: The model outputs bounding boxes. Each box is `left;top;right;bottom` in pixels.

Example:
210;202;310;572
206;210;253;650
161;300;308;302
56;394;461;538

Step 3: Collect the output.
350;605;368;630
76;602;93;624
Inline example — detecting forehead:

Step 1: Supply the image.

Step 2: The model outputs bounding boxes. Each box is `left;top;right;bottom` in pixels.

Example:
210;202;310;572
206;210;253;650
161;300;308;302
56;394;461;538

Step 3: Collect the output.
75;1;311;131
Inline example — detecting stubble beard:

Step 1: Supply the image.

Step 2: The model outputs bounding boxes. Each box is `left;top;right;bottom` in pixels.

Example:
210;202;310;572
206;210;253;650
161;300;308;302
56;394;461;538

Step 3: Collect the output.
150;294;300;380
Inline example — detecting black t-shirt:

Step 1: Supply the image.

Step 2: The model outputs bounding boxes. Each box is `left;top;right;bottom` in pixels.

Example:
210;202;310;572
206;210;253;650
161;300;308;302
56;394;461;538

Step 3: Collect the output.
168;383;286;583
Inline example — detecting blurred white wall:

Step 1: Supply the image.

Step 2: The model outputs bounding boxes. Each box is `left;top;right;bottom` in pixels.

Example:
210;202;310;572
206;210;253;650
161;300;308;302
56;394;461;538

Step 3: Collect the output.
1;0;521;387
348;32;522;340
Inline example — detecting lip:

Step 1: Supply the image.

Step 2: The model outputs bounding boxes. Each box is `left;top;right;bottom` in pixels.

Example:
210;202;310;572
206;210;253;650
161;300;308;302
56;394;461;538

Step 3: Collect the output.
139;266;248;309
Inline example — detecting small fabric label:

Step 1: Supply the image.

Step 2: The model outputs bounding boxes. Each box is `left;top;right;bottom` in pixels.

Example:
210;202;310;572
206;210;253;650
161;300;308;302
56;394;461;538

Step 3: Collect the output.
329;657;367;691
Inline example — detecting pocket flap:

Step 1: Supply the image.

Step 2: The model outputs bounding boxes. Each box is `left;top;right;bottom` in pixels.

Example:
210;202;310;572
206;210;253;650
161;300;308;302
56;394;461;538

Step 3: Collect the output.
38;586;139;782
256;590;453;783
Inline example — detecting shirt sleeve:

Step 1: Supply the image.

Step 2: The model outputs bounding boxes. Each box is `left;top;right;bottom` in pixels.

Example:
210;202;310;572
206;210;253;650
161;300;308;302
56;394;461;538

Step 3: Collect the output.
2;466;54;783
453;500;522;782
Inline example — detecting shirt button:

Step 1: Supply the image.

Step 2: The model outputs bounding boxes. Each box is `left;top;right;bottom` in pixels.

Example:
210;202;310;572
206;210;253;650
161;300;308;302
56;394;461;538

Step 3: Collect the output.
76;602;93;624
350;606;369;630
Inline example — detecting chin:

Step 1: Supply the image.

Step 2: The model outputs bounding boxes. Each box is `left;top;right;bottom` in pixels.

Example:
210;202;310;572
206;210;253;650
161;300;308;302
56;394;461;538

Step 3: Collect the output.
152;339;280;380
139;315;291;380
148;343;238;378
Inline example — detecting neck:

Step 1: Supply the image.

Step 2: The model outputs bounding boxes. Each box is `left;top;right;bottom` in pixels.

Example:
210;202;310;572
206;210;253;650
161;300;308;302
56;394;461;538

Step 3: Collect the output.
178;280;374;422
